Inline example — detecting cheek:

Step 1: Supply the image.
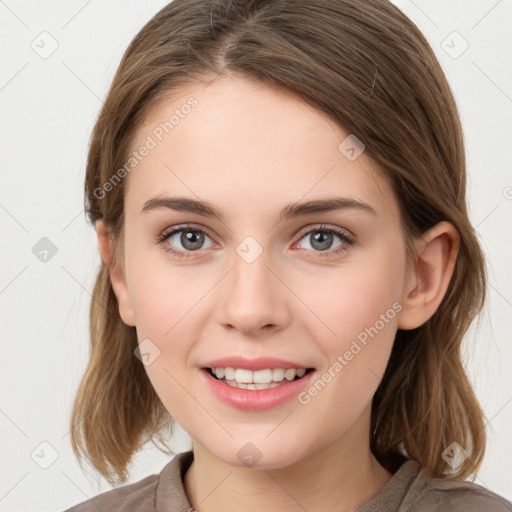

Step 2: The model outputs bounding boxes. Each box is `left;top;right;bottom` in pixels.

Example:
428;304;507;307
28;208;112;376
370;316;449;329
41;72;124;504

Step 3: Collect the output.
299;249;404;343
294;277;399;436
127;253;207;336
127;264;204;420
294;247;403;404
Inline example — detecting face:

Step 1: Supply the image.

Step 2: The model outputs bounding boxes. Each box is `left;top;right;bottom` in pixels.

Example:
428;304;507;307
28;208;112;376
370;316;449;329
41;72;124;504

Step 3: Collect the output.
114;76;412;469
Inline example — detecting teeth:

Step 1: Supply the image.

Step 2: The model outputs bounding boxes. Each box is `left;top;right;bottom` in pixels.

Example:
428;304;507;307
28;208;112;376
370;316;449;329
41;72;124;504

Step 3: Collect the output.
212;366;308;385
225;381;282;389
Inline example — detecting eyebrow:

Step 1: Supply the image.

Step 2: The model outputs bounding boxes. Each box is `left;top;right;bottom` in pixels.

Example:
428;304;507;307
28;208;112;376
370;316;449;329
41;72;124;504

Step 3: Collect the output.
141;195;377;220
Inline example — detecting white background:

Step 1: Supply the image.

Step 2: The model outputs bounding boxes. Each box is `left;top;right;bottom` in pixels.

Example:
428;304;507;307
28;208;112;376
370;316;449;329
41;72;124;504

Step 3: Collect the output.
0;1;511;510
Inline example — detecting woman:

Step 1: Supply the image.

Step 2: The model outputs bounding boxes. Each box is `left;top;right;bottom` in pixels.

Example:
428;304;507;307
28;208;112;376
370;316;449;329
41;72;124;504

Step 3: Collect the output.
65;0;512;510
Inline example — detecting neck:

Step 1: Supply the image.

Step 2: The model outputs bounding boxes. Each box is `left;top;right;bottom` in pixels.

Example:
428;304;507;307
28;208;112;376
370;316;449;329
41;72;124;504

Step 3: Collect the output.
183;408;392;512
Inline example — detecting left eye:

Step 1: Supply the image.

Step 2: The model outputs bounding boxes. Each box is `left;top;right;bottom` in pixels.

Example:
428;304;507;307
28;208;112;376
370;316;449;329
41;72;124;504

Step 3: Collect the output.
294;225;354;254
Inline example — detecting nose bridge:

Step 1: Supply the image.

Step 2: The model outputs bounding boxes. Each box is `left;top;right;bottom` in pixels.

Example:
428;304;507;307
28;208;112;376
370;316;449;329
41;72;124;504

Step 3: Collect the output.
216;239;290;333
232;245;272;296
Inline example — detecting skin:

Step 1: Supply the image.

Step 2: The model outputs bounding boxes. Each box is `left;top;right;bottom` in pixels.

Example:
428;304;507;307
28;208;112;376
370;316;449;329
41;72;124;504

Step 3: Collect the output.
96;76;459;512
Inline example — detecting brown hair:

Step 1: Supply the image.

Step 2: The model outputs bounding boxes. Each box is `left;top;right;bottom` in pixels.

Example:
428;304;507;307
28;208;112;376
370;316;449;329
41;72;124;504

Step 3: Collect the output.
70;0;488;485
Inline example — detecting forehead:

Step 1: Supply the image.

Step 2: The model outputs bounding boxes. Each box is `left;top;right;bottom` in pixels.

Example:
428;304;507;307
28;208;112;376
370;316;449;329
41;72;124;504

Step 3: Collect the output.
124;76;396;220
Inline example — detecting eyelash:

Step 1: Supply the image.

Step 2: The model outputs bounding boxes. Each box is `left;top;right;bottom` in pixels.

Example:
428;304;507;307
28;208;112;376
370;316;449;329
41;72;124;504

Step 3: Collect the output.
156;223;355;260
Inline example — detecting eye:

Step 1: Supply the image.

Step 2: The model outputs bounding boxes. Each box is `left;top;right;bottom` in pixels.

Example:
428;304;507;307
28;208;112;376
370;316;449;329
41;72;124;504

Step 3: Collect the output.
293;224;354;258
157;224;215;258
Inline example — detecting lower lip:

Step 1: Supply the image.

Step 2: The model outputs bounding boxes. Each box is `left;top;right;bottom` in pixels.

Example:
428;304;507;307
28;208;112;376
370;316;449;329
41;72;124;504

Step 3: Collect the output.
200;368;316;411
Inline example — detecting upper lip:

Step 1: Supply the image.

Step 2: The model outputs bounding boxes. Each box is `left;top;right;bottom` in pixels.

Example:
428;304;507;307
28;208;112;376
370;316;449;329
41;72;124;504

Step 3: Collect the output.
202;356;314;371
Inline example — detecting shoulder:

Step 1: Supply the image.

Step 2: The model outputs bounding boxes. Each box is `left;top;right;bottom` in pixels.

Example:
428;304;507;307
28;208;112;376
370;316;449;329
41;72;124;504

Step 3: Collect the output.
407;470;512;512
62;473;159;512
62;450;194;512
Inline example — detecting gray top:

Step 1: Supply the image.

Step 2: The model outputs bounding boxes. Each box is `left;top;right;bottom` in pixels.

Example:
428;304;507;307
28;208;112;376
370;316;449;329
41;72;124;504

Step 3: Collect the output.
64;450;512;512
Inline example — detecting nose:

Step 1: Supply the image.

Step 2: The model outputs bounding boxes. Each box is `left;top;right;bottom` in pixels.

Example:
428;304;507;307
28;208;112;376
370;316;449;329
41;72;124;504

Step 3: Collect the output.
215;249;291;336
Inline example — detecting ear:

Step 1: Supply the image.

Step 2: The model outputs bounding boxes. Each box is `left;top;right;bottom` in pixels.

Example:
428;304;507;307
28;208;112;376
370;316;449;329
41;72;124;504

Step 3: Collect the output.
396;221;460;330
95;220;136;327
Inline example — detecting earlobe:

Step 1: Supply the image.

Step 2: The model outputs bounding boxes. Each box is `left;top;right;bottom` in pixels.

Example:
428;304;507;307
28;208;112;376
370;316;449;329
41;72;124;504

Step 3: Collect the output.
397;221;460;330
95;220;136;327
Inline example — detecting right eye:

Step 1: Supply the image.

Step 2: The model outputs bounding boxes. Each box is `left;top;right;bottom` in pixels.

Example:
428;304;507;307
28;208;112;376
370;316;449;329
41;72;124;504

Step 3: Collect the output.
157;224;216;258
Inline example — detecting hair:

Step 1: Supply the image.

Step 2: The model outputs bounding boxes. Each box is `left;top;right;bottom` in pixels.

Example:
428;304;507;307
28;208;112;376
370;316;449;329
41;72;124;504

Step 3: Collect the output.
70;0;489;486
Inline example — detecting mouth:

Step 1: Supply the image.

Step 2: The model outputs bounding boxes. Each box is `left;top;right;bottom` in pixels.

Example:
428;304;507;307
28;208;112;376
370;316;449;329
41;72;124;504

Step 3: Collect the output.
201;365;318;410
